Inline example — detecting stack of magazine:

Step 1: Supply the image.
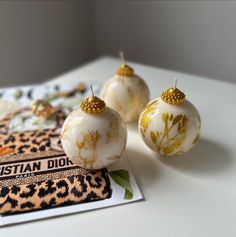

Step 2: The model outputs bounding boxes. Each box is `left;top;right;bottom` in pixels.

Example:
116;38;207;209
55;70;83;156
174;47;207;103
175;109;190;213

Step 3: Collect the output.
0;79;142;226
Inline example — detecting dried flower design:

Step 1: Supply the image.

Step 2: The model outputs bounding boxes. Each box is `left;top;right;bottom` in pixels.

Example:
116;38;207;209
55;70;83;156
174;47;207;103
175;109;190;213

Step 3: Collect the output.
106;113;119;144
150;113;188;156
192;133;200;145
139;100;158;137
76;130;101;169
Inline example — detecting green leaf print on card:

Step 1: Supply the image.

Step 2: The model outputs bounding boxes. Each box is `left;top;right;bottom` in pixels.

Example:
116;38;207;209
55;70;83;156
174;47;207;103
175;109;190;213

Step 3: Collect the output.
109;169;133;200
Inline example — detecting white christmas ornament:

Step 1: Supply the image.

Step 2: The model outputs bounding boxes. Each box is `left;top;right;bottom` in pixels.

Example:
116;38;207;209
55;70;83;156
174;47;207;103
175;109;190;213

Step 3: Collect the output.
139;80;201;157
61;89;127;169
101;54;149;122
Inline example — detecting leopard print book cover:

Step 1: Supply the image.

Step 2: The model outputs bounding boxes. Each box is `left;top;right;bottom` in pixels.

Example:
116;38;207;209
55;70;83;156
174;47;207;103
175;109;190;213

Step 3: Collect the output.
0;109;112;214
0;108;67;156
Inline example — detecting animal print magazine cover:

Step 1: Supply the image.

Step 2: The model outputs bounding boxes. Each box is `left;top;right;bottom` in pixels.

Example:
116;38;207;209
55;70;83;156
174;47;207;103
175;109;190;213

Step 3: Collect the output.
0;80;142;226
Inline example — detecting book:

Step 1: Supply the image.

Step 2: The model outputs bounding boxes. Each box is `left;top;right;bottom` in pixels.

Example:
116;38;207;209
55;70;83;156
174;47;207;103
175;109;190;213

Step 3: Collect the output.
0;80;142;225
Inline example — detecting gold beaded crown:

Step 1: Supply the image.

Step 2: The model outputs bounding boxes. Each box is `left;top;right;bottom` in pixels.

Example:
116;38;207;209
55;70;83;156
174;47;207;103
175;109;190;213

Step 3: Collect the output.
117;64;134;77
80;96;106;114
161;87;185;105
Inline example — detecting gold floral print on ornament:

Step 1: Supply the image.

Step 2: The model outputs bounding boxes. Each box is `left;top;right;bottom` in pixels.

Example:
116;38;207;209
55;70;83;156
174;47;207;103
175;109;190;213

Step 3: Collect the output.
75;130;101;169
107;155;120;160
106;113;119;144
150;113;188;156
60;116;84;140
192;133;200;145
107;137;126;162
139;99;158;137
192;115;201;145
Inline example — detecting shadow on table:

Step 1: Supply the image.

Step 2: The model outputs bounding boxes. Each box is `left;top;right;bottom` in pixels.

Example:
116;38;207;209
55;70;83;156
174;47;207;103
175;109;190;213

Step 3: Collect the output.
159;138;233;175
126;147;160;187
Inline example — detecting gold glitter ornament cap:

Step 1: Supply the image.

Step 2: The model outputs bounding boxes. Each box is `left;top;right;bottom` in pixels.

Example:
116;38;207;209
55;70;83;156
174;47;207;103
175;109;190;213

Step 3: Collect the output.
80;86;106;114
116;52;134;77
161;79;186;105
117;64;134;77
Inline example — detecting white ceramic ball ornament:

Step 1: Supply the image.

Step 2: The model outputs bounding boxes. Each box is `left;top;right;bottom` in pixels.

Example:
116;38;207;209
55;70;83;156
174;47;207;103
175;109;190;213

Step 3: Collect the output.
61;91;127;170
139;81;201;157
101;56;149;122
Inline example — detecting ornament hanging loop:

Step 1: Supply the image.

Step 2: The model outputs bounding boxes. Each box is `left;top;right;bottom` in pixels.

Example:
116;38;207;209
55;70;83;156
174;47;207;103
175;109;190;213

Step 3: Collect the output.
174;78;178;89
119;51;126;65
90;85;94;97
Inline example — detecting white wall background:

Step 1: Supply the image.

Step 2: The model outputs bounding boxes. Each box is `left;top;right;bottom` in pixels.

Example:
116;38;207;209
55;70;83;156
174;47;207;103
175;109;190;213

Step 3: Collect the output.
92;1;236;84
0;1;95;87
0;1;235;87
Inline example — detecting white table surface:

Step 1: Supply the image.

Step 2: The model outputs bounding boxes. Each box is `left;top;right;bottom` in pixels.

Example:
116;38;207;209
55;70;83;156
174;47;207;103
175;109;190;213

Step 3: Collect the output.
2;57;236;237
